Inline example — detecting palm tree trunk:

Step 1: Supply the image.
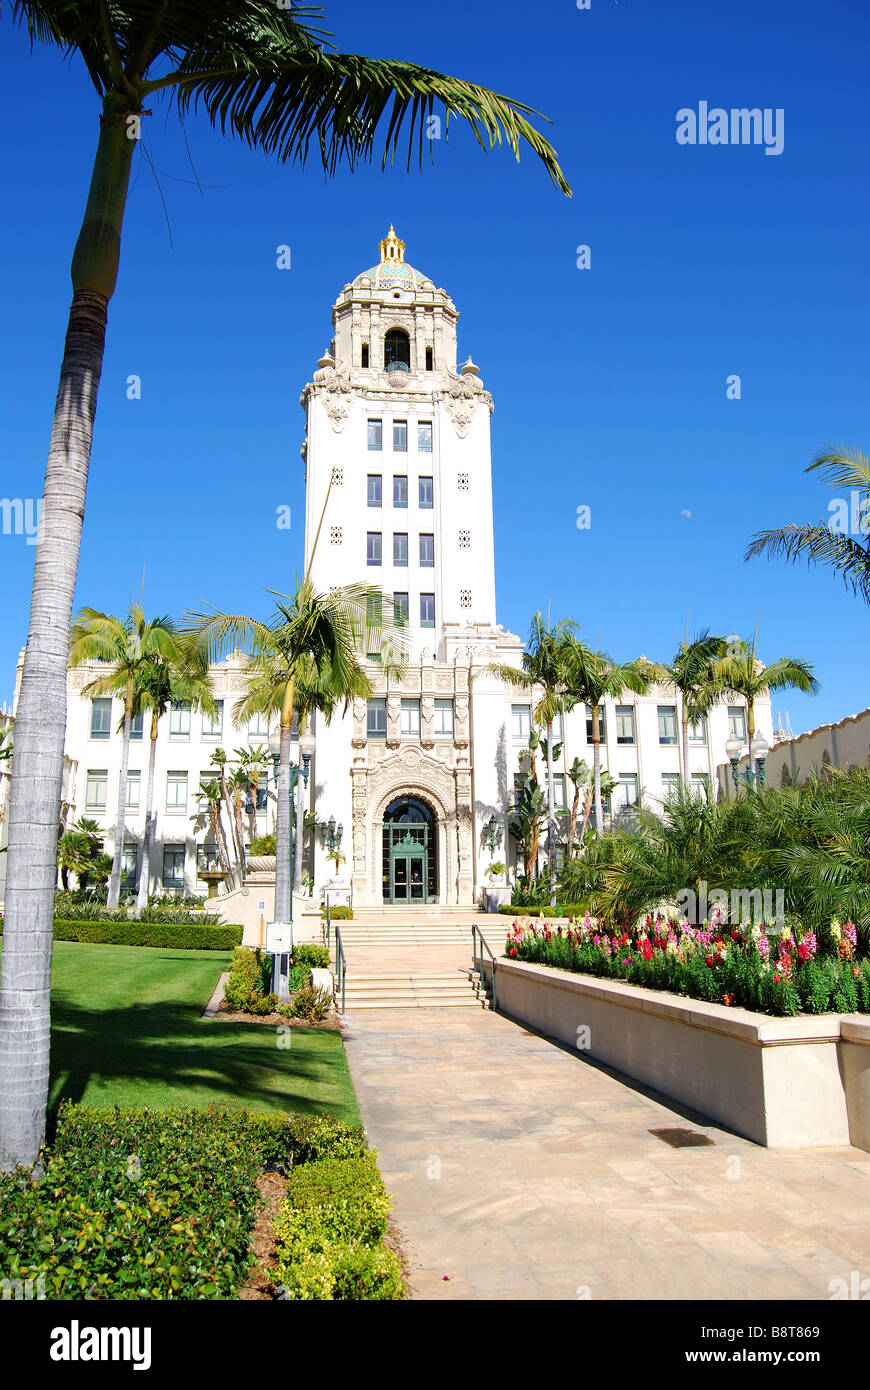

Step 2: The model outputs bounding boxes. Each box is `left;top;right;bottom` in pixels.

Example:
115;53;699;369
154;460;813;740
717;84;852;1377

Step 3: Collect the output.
680;703;690;792
108;691;133;909
592;705;603;835
275;721;294;926
218;772;241;889
137;720;159;913
233;795;247;882
0;96;136;1170
293;774;305;893
746;698;756;778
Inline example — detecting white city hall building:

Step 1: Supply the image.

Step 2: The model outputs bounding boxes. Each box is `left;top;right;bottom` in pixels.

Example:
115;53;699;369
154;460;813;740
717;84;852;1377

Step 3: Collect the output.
33;229;772;908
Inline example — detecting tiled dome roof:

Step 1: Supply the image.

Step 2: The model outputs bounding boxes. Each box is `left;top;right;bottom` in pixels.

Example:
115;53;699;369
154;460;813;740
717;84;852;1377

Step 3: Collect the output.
352;226;431;291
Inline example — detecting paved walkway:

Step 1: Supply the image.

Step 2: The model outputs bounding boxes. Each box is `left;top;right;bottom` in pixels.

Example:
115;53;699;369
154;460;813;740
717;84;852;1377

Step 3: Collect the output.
342;1007;870;1300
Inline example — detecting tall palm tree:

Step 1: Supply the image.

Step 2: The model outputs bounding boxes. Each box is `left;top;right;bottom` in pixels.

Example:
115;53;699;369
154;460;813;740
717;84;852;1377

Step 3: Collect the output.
560;640;653;836
489;614;576;887
711;637;819;778
236;744;271;843
1;2;569;1172
208;748;243;889
187;581;405;925
69;605;177;908
746;446;870;603
657;630;728;788
0;724;13;839
134;643;215;912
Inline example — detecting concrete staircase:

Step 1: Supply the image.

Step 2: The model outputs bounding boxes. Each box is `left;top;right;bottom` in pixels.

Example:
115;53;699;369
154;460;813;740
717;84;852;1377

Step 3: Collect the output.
329;908;499;1011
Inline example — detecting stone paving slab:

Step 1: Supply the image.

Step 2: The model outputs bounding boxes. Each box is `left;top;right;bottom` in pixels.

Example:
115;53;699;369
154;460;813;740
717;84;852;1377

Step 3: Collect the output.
341;1007;870;1302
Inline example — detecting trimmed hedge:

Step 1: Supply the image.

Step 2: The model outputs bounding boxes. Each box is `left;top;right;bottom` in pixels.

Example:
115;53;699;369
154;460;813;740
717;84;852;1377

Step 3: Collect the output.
0;918;243;950
323;905;353;920
0;1106;369;1301
271;1152;403;1300
498;904;588;918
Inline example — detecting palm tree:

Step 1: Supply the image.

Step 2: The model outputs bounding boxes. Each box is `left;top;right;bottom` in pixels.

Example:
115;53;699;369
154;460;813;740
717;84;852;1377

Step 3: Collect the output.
746;446;870;603
187;581;405;925
489;614;576;888
1;2;569;1172
236;744;271;843
69;605;177;908
561;640;653;835
134;643;215;912
0;724;13;838
226;765;252;882
657;631;727;788
208;748;243;889
510;774;548;882
195;778;234;886
711;638;819;779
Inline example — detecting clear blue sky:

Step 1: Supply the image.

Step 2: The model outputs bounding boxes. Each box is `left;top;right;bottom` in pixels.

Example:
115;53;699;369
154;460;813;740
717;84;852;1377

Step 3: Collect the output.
1;0;867;733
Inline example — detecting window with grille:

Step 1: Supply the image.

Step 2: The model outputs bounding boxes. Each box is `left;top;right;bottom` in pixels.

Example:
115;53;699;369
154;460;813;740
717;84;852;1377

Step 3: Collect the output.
459;589;472;609
331;468;343;486
330;526;342;545
457;473;469;490
458;530;471;548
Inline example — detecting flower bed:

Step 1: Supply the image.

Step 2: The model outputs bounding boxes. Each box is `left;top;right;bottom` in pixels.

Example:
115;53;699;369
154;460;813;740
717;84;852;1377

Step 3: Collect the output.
506;914;869;1019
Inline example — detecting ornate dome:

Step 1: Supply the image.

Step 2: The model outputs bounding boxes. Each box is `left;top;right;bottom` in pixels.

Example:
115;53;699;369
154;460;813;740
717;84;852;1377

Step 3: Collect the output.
352;226;433;292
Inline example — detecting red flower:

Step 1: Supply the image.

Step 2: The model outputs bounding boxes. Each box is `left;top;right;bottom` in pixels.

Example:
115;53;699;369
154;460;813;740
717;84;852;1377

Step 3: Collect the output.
509;947;518;958
722;993;734;1007
705;955;715;968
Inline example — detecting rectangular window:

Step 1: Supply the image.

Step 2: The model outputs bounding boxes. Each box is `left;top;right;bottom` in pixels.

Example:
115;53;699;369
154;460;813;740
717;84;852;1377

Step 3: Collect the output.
553;773;567;809
434;698;454;737
393;533;408;566
85;768;107;810
90;698;112;740
512;703;531;742
425;346;434;372
615;773;639;813
550;713;563;744
121;845;138;890
420;592;436;628
248;710;269;738
393;419;408;452
197;844;222;877
166;771;188;813
202;700;223;739
367;698;387;739
689;714;707;744
418;421;433;453
393;592;409;626
615;705;636;745
586;704;606;744
361;343;369;368
419;533;435;567
367;531;382;566
162;844;185;890
419;476;433;509
393;475;408;508
367;473;382;507
367;418;382;451
728;706;747;742
662;772;681;800
169;701;190;740
130;712;144;741
400;698;420;737
692;773;711;801
125;769;140;809
658;704;678;745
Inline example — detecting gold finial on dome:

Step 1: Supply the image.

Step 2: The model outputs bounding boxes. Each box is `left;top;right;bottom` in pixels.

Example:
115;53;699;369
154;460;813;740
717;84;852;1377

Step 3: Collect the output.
378;225;405;265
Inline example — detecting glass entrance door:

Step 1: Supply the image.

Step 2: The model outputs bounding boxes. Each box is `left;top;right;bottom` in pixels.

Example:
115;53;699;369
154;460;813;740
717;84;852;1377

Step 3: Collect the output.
382;798;437;904
390;853;426;902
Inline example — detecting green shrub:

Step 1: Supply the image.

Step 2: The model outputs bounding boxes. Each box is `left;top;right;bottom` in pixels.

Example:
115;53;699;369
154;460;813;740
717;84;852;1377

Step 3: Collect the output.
270;1152;403;1301
293;944;329;969
242;1113;367;1167
498;904;588;918
322;904;353;920
0;1105;262;1300
0;919;242;950
249;834;276;856
289;985;333;1022
223;947;274;1010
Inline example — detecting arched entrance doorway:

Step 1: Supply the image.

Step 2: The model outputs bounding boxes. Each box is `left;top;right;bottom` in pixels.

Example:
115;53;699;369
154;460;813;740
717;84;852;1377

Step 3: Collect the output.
381;796;437;903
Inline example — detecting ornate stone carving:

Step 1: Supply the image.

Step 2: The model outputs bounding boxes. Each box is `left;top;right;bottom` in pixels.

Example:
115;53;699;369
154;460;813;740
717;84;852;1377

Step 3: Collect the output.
310;352;354;433
440;362;493;438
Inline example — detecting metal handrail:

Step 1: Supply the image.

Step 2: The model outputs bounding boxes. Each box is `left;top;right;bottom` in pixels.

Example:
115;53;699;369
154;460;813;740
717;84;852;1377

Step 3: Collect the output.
334;922;347;1014
471;924;498;1013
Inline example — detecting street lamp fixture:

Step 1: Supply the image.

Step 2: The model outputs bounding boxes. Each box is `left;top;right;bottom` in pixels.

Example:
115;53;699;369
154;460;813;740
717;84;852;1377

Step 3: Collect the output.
726;731;769;792
484;814;503;853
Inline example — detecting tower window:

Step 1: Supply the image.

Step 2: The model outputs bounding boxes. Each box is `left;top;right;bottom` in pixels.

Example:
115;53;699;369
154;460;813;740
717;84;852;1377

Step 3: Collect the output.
361;342;369;368
425;346;434;372
367;699;387;739
418;421;433;453
384;329;411;372
393;533;408;567
367;532;382;566
420;593;435;628
367;418;382;451
393;420;408;452
419;476;433;509
393;592;409;626
420;533;435;567
367;474;382;507
393;475;408;508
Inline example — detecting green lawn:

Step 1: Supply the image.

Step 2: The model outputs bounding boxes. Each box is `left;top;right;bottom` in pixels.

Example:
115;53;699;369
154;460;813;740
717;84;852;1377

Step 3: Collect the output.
5;942;359;1126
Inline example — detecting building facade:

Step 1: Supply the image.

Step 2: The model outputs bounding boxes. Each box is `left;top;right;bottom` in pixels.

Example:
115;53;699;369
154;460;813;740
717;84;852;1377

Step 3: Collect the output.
25;230;773;906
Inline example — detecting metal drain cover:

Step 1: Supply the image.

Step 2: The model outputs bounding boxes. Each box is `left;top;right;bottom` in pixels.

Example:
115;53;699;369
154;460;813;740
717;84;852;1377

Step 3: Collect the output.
649;1127;715;1148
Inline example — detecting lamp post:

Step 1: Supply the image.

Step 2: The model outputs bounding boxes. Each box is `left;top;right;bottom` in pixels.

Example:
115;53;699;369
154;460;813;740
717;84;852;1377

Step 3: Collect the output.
726;732;769;792
267;725;314;997
294;729;316;892
484;814;503;854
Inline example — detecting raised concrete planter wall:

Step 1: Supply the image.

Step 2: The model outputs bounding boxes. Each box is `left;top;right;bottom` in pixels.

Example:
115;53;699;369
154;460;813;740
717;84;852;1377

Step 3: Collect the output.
493;958;857;1150
840;1018;870;1152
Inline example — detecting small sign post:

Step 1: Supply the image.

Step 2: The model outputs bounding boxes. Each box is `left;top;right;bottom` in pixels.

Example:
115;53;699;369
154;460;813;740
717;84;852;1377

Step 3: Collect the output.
266;922;293;998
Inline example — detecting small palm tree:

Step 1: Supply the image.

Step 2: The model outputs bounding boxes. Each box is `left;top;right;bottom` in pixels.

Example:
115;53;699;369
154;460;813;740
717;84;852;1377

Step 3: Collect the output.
657;630;727;786
711;638;819;777
195;778;234;886
187;580;405;924
510;775;548;881
1;1;569;1172
69;605;177;908
746;446;870;603
561;640;653;835
208;749;243;889
489;614;576;886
